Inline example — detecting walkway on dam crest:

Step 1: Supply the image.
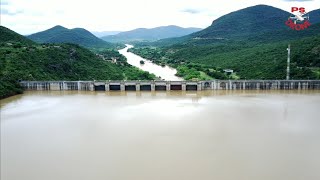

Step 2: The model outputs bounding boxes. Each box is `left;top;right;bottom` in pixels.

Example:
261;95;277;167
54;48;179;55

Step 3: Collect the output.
20;80;320;91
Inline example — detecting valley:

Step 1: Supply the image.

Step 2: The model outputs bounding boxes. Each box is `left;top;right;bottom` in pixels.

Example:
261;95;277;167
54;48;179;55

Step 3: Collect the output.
1;5;320;99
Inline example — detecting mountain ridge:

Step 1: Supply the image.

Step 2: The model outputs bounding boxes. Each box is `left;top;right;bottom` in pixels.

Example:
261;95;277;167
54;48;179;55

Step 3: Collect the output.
101;25;202;43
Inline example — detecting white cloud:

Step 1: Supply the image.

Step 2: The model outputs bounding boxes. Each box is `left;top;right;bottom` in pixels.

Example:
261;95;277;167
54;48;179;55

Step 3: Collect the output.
1;0;319;35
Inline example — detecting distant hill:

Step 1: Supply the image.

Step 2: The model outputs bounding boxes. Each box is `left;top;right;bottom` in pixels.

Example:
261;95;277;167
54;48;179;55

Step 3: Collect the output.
27;25;113;48
0;26;35;45
91;31;121;37
101;25;202;43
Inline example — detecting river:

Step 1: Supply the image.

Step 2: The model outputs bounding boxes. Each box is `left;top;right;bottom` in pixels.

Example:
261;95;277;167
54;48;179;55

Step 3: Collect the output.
1;90;320;180
118;44;183;81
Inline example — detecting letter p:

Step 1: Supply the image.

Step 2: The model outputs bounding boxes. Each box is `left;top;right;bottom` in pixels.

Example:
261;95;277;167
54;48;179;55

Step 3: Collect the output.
291;7;299;12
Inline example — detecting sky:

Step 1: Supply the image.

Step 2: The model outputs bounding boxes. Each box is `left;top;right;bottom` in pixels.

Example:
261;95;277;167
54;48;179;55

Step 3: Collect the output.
0;0;319;35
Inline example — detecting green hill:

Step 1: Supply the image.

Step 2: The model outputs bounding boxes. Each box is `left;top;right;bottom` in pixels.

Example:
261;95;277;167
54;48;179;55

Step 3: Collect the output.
0;26;155;99
26;25;68;42
191;5;290;40
0;26;35;45
142;6;319;47
27;25;114;48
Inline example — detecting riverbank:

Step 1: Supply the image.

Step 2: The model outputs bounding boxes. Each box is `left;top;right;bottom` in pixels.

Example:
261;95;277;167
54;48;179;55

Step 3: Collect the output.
128;46;229;80
119;44;183;81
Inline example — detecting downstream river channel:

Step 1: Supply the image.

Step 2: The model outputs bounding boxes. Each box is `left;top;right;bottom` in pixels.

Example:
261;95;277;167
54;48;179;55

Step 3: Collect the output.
1;90;320;180
119;44;183;81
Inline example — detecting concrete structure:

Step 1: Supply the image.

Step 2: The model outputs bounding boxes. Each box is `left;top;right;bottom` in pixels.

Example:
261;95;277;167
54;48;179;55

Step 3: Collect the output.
223;69;234;75
20;80;320;91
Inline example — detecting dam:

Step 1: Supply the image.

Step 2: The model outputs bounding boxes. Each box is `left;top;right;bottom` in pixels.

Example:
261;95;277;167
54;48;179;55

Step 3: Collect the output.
19;80;320;91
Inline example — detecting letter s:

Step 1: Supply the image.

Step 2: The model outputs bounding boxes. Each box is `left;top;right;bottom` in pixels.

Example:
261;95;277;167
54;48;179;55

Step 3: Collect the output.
299;7;306;13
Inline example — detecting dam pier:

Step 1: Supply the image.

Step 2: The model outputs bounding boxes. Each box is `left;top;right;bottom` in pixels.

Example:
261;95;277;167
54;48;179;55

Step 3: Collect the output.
20;80;320;91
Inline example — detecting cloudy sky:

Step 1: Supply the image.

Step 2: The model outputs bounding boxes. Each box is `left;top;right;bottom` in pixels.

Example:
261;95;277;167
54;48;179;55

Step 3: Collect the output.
0;0;319;35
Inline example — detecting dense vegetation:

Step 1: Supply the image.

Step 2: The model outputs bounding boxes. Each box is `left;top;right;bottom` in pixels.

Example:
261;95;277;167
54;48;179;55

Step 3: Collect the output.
0;26;35;45
0;26;155;99
27;25;115;48
130;34;320;80
129;47;229;80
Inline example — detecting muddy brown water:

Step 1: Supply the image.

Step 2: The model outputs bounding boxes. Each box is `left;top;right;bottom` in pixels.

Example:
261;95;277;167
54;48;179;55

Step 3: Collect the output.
1;90;320;180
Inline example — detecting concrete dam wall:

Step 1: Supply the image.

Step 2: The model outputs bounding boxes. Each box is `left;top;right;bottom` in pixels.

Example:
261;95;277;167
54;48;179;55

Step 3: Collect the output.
20;80;320;91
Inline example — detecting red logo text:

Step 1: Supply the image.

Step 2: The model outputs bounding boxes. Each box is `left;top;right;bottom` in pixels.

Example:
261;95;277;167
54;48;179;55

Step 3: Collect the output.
285;7;311;31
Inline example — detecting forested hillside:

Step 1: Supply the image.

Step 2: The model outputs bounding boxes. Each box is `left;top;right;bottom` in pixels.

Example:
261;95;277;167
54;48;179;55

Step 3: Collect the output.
0;26;155;99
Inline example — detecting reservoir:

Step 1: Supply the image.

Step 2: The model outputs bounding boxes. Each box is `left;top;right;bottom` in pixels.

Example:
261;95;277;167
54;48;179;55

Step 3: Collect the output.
119;44;183;81
1;90;320;180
